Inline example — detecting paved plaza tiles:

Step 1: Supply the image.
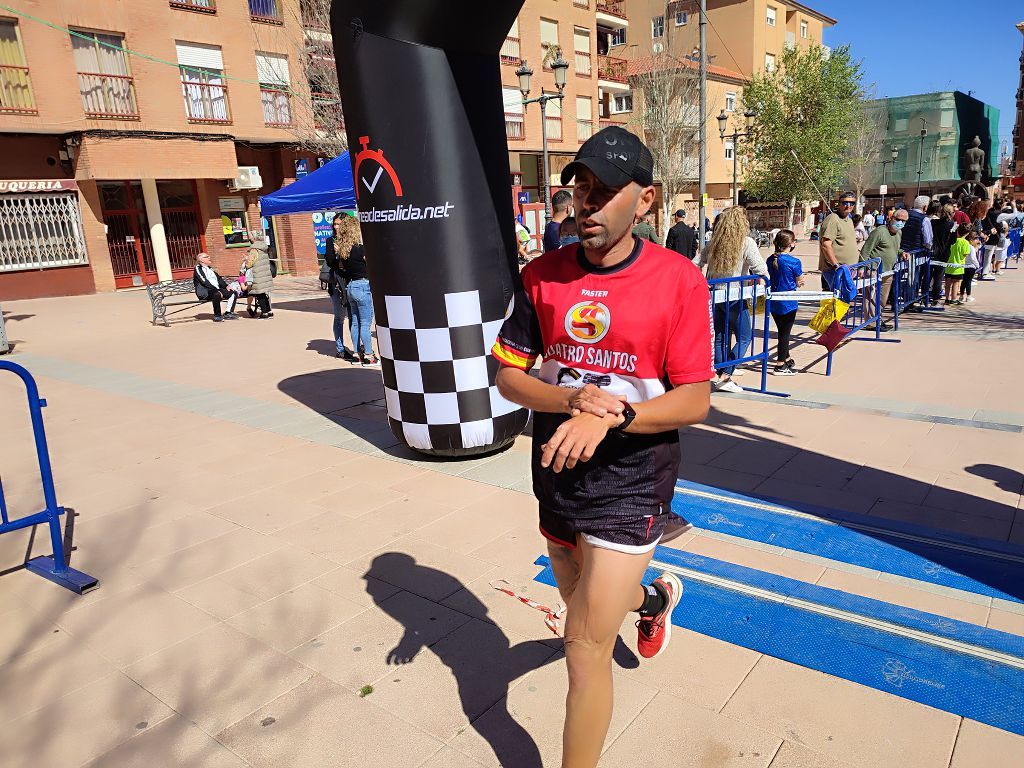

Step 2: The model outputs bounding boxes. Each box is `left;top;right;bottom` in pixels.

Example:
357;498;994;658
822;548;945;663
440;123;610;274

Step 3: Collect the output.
1;252;1023;767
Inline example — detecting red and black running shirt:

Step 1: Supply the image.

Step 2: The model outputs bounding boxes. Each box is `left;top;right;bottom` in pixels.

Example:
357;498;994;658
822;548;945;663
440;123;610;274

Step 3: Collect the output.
492;237;714;519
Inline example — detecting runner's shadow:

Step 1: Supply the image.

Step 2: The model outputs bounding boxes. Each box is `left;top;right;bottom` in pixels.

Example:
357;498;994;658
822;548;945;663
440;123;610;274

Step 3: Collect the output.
364;553;560;768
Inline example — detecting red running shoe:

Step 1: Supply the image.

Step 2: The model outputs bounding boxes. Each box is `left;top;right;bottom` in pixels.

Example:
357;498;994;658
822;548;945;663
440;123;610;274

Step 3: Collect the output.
636;572;683;659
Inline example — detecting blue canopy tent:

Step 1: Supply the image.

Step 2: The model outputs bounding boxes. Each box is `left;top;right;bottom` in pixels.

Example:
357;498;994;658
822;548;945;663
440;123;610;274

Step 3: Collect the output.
259;152;356;215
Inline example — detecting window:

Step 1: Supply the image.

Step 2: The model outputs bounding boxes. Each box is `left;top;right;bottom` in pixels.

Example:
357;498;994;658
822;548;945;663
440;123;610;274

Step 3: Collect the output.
502;19;521;65
503;86;524;140
800;20;808;39
894;117;908;132
574;28;591;76
249;0;282;24
652;15;665;39
613;92;633;113
675;10;688;26
725;139;734;160
170;0;216;12
256;51;291;126
71;30;138;118
0;191;89;272
611;27;627;46
176;41;230;123
577;95;593;140
725;91;736;112
540;18;559;56
0;19;36;113
940;110;954;129
218;196;250;247
766;6;776;26
764;53;776;72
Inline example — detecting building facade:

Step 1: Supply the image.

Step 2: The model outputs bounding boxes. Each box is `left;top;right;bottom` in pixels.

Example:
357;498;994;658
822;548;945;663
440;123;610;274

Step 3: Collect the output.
862;91;1000;208
1010;22;1024;195
0;0;326;301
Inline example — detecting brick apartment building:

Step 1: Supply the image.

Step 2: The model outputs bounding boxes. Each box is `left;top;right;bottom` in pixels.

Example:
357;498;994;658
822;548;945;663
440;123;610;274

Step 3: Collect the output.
0;0;324;301
1011;22;1024;195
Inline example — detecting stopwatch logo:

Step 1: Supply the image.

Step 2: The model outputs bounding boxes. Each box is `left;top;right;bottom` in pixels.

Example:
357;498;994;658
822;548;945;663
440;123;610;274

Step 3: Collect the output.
354;135;403;201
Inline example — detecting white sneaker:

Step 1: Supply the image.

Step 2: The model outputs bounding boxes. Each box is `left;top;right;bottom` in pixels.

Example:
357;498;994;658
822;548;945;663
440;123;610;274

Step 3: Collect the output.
966;296;976;302
731;368;746;378
715;379;743;393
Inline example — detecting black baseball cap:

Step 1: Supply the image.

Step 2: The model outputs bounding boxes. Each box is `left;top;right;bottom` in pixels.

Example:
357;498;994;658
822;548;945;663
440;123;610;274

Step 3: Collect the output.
561;126;655;188
673;209;685;217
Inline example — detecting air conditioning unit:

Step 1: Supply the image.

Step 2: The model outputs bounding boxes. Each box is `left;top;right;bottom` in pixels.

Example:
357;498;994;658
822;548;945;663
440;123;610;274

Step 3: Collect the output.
231;166;263;191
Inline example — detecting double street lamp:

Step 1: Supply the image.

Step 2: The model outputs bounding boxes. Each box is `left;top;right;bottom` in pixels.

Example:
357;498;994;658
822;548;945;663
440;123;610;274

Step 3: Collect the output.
516;53;569;217
916;124;928;198
717;108;756;205
880;145;899;213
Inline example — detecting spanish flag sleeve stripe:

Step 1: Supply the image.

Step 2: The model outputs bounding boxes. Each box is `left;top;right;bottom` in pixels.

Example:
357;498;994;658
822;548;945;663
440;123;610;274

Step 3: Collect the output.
491;339;537;370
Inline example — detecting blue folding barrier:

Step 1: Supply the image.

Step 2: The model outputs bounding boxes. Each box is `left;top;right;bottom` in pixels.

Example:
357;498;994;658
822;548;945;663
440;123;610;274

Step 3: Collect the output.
1007;227;1022;268
0;361;98;594
824;257;894;376
707;274;770;393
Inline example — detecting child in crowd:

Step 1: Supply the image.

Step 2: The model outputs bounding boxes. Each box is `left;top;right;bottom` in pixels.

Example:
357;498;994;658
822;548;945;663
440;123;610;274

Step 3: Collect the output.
959;230;981;304
766;229;804;376
944;224;970;305
852;214;866;249
995;221;1010;275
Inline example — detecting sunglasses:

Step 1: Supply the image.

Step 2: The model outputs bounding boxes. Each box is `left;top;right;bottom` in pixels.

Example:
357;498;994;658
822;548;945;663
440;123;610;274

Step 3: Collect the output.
839;200;856;207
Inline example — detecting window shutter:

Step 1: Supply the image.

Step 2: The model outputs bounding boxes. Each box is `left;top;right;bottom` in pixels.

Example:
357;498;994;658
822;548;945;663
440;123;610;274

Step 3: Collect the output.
255;52;289;86
175;41;224;71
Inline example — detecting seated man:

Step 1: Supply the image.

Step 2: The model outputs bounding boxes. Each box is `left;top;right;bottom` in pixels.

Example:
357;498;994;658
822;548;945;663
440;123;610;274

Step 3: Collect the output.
193;252;238;322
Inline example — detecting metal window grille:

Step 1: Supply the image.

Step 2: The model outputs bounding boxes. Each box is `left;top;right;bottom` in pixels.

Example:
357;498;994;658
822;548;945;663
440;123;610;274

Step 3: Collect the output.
0;193;89;272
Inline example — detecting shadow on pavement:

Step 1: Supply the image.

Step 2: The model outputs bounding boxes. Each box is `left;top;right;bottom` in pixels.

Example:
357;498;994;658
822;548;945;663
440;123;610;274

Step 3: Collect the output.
364;552;559;767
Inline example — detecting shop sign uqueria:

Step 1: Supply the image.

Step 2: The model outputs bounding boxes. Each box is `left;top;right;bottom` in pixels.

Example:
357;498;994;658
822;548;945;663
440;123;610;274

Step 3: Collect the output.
0;180;79;194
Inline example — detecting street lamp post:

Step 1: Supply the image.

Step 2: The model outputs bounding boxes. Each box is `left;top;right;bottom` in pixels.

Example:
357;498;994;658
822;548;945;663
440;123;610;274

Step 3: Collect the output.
880;145;899;214
516;54;569;218
717;108;756;205
916;125;927;198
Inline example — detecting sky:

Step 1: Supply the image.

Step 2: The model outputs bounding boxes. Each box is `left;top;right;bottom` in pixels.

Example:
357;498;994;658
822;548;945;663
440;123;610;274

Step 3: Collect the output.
813;0;1022;159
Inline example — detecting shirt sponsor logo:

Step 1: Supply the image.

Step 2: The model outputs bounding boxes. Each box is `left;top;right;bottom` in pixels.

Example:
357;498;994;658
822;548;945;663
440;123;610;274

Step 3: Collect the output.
564;301;611;344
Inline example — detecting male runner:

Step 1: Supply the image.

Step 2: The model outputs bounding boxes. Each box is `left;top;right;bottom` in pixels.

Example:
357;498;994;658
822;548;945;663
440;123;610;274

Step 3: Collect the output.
492;126;714;768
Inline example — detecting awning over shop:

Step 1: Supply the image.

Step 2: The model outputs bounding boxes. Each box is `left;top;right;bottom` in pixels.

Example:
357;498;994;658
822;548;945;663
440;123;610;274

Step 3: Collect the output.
259;152;356;215
74;135;239;180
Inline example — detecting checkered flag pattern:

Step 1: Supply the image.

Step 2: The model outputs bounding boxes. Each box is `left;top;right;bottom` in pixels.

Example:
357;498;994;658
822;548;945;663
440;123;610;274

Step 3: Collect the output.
376;289;529;454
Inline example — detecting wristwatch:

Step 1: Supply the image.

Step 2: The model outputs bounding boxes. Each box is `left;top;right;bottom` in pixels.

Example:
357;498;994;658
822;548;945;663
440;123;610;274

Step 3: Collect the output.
612;403;636;432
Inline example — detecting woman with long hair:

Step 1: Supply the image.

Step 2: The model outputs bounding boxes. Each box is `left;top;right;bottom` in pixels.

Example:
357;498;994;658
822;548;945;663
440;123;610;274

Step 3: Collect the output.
324;213;359;360
341;223;378;366
700;206;769;392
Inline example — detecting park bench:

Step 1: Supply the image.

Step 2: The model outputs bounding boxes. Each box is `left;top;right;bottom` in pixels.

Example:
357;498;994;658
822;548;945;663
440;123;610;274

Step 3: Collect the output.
145;279;264;326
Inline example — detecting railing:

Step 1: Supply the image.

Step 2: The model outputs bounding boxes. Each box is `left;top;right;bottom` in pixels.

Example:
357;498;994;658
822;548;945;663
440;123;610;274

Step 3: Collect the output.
261;87;293;127
501;36;521;65
575;51;592;77
597;55;627;84
311;91;344;131
300;1;327;29
77;72;139;119
577;119;594;141
596;0;627;19
0;64;37;114
181;79;231;123
0;192;89;272
170;0;216;12
545;115;562;141
249;0;283;24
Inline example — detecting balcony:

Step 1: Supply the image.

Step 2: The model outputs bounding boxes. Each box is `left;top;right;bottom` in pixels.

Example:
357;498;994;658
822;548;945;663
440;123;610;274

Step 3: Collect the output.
597;55;629;91
575;51;592;77
78;72;140;119
596;0;628;29
260;87;293;127
312;92;344;132
505;112;524;140
170;0;216;12
545;115;562;141
501;36;521;66
301;1;327;30
577;119;594;141
249;0;283;25
181;79;231;124
0;64;37;114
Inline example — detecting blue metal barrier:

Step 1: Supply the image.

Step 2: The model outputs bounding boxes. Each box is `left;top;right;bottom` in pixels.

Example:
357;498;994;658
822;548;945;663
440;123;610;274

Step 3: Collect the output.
0;361;98;594
707;274;770;393
824;257;894;376
1007;227;1022;268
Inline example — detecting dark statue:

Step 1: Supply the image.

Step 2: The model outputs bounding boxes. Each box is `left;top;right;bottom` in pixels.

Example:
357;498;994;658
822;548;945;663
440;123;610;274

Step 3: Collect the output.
965;136;986;182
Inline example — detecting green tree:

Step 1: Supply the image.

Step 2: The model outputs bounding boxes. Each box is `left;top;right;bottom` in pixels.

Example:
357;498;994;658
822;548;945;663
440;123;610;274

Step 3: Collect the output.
740;44;864;227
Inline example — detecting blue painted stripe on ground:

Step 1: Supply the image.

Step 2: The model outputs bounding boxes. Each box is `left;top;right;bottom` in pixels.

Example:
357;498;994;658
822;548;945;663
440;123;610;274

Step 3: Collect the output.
533;548;1024;735
673;480;1024;604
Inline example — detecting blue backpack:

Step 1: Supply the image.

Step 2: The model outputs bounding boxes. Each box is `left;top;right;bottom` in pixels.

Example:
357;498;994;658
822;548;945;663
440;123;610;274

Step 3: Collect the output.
824;264;858;303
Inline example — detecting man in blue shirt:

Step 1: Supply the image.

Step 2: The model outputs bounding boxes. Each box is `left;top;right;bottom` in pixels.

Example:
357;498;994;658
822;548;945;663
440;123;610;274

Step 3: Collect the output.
542;190;573;252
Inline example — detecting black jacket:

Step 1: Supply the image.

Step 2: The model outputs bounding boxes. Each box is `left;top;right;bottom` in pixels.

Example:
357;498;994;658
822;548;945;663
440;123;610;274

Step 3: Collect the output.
193;264;226;300
665;221;697;259
323;237;348;298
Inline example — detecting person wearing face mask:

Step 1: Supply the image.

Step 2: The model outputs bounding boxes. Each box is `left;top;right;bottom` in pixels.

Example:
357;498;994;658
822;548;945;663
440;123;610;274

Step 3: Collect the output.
860;207;907;332
558;216;579;246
